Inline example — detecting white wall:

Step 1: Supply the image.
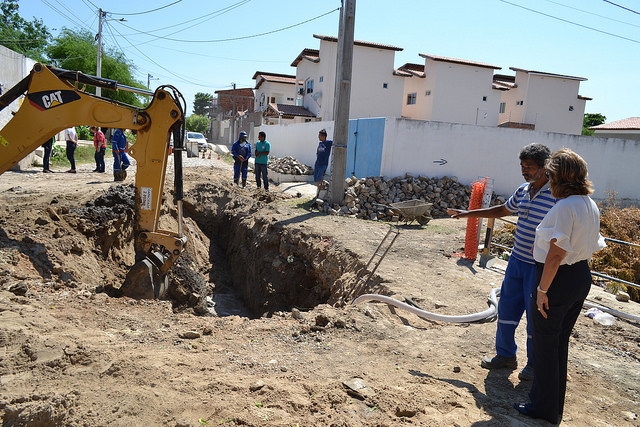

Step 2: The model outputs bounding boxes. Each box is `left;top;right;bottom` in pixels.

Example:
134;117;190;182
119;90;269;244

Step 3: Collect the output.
256;120;334;167
258;118;639;205
427;60;499;126
382;118;638;204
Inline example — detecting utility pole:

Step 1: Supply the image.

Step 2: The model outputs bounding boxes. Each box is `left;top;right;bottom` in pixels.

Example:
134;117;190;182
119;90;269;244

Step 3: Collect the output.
329;0;356;205
96;8;105;97
231;82;237;143
147;73;159;89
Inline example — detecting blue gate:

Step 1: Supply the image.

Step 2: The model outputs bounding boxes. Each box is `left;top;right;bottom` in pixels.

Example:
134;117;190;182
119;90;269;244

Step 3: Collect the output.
345;117;385;179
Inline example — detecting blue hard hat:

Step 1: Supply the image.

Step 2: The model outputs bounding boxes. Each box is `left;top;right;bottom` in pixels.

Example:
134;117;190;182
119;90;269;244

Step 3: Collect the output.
239;131;247;138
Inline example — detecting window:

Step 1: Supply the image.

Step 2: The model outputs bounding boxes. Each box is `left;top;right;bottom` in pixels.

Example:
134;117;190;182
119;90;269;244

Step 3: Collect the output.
270;97;275;103
319;76;323;83
568;105;574;111
287;97;294;101
407;93;417;105
306;79;314;94
499;102;506;114
383;83;388;89
425;90;431;96
516;100;524;106
482;96;487;101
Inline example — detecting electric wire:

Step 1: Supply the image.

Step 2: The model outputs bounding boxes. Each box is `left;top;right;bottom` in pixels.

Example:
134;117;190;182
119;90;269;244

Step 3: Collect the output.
542;0;640;29
500;0;640;44
602;0;640;15
116;0;251;38
109;1;183;16
116;7;339;43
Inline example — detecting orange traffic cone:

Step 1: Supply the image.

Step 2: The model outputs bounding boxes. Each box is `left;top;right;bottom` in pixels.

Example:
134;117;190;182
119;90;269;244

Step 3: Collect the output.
201;151;205;159
217;153;220;160
208;152;212;159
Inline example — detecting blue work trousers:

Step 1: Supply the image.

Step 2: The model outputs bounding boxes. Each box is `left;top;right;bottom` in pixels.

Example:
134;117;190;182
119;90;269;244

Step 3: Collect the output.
495;256;536;366
233;159;248;181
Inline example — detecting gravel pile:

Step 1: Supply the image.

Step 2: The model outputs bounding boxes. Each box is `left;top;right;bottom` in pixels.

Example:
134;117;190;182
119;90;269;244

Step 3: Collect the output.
316;174;506;220
269;156;313;175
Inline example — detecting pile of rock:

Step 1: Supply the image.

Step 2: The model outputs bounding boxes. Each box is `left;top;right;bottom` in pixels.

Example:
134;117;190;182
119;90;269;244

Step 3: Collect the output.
269;156;313;175
316;174;506;220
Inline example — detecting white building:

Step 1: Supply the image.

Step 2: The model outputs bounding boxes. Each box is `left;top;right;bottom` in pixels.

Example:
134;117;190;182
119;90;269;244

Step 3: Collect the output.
252;71;298;112
291;34;406;120
399;54;502;127
496;68;589;135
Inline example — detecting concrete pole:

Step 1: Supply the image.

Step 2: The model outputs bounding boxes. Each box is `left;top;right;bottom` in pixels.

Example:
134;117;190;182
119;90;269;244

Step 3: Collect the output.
329;0;356;205
232;82;237;142
96;8;104;97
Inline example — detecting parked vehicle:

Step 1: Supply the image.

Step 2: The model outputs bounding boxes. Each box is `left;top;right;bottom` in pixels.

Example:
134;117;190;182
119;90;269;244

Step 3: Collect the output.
186;132;208;152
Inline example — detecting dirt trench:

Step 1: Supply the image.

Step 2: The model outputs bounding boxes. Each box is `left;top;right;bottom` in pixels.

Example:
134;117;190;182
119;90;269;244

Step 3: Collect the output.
181;183;387;317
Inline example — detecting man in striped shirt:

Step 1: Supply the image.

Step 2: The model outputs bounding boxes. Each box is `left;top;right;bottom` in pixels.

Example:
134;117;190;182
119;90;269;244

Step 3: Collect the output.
447;143;556;381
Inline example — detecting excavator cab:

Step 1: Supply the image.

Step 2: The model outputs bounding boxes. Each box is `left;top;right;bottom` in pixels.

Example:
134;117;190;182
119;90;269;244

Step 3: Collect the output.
0;63;187;299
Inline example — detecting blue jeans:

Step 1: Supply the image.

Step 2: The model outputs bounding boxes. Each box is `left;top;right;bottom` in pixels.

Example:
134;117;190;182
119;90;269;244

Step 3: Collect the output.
255;163;269;190
495;257;536;366
95;147;106;172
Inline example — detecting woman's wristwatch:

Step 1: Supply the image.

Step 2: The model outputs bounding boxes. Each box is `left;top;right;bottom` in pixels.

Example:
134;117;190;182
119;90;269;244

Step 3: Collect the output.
537;285;548;294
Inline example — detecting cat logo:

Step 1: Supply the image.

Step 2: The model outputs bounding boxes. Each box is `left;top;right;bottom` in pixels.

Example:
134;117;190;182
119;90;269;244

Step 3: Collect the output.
27;90;81;111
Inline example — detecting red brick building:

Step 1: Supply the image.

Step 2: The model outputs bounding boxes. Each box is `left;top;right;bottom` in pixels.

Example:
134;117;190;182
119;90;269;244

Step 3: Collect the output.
214;87;255;118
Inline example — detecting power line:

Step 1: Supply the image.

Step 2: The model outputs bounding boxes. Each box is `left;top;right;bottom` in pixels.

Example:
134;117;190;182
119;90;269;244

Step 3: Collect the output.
115;0;252;39
118;7;340;44
542;0;640;29
602;0;640;15
109;0;183;16
500;0;640;44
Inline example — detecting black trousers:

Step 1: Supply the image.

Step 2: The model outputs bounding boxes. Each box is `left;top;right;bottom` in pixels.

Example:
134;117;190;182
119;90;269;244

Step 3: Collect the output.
42;139;53;171
528;260;591;424
66;140;76;170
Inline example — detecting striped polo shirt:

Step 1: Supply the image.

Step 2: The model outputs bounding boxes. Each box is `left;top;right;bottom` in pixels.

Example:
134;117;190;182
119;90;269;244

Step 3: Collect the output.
505;182;557;264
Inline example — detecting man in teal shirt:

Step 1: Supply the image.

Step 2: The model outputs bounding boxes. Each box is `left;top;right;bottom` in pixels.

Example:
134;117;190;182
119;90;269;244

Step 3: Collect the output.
254;131;270;191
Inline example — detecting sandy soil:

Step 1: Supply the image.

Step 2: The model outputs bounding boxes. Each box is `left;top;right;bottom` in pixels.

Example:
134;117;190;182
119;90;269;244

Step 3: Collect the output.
0;154;638;426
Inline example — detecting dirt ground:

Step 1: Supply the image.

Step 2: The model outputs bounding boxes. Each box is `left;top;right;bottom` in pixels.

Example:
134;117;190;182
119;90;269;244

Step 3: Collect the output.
0;154;638;427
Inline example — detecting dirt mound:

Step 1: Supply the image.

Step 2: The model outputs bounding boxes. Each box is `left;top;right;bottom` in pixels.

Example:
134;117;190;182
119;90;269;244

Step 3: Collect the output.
0;164;638;426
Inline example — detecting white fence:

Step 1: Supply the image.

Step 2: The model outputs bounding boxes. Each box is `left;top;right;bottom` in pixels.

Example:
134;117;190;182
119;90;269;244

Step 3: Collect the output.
257;118;639;206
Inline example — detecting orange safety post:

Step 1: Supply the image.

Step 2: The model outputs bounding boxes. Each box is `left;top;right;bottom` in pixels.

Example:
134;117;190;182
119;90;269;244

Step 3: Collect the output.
464;177;488;261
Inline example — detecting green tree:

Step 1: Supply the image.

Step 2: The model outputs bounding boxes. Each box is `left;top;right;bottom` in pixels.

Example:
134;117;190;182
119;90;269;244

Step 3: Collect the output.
46;28;146;107
193;92;213;116
582;113;606;136
186;114;210;134
0;0;51;62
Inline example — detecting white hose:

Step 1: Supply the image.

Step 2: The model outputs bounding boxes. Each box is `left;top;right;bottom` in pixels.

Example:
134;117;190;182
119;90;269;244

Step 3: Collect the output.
353;289;640;324
583;301;640;323
352;287;500;323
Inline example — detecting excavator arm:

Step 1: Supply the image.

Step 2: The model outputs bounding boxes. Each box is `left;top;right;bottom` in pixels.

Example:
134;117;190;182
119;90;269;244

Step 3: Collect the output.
0;63;187;299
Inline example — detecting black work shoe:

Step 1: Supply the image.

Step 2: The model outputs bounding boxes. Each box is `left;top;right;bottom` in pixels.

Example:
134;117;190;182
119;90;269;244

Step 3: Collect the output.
481;355;517;370
518;365;534;381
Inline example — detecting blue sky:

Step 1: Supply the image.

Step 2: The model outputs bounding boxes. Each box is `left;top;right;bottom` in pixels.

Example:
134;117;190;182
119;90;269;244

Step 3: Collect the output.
16;0;640;122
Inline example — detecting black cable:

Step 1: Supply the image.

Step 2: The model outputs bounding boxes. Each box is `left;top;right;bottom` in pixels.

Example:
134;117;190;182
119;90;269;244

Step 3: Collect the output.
110;0;183;16
602;0;640;15
542;0;640;28
117;7;339;43
500;0;640;44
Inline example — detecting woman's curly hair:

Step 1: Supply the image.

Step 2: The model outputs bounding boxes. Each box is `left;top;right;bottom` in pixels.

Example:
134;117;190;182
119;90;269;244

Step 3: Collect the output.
545;148;593;198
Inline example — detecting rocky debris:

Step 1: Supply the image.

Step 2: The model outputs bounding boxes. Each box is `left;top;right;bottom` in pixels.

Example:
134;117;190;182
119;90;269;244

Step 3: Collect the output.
315;174;506;220
269;156;313;175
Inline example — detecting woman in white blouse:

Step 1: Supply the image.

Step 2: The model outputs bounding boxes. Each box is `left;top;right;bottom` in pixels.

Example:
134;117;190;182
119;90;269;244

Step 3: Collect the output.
514;148;606;424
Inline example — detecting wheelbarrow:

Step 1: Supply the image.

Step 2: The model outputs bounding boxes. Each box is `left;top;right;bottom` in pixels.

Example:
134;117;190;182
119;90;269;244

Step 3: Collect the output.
375;199;433;225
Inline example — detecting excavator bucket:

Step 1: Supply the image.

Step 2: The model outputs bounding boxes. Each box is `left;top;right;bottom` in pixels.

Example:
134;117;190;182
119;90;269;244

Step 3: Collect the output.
121;252;169;299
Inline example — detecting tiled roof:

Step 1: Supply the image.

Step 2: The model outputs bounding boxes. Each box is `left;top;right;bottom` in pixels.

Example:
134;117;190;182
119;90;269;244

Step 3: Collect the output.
419;54;501;70
397;63;425;77
509;67;587;81
266;103;316;118
493;74;517;90
590;117;640;130
291;48;320;67
313;34;403;51
252;71;296;81
253;71;296;89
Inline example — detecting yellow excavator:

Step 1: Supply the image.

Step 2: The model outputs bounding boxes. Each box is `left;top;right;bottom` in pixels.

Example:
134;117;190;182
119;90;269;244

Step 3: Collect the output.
0;63;187;300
